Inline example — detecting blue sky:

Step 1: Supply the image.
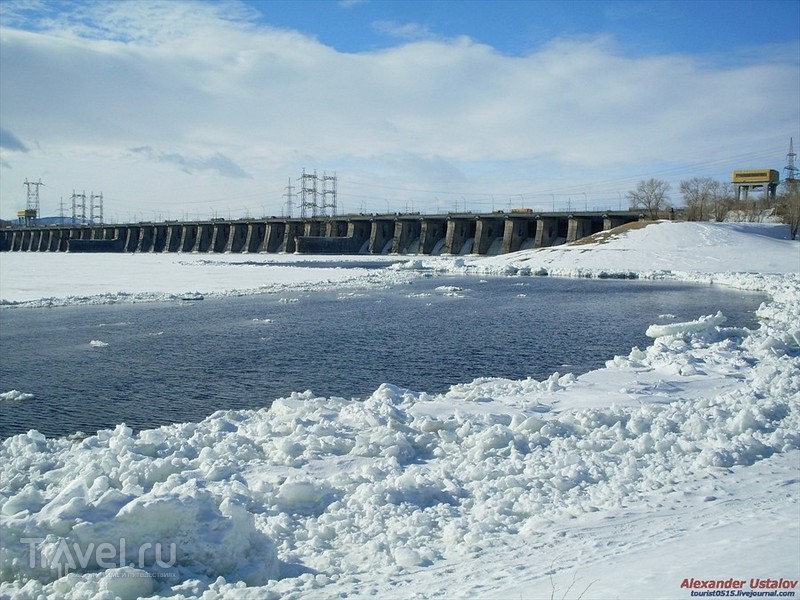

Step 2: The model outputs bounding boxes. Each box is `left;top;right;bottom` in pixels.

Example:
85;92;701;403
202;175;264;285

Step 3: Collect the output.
244;1;800;57
0;0;798;221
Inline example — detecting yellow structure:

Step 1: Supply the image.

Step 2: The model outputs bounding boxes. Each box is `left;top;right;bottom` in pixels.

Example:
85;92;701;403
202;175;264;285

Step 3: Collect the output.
16;209;37;227
732;169;780;184
732;169;779;201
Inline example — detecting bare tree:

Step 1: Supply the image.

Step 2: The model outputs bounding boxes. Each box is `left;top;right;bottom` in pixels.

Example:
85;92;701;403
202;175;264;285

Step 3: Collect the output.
730;189;772;223
681;178;734;222
711;182;735;222
777;183;800;239
627;179;671;220
680;177;715;221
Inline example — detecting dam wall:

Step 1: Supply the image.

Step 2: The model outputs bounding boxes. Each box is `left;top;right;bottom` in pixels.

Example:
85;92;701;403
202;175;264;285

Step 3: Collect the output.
1;212;642;256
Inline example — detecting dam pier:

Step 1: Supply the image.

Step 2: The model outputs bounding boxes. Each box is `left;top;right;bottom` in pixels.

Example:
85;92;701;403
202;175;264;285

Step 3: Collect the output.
0;211;641;256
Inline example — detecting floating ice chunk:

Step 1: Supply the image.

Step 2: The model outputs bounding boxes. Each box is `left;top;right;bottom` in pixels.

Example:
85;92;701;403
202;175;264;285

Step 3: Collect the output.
645;311;727;338
89;340;109;348
179;292;204;301
0;389;35;401
391;259;425;270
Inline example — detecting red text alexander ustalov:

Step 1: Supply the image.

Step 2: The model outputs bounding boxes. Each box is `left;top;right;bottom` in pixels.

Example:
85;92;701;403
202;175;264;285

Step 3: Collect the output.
681;579;798;590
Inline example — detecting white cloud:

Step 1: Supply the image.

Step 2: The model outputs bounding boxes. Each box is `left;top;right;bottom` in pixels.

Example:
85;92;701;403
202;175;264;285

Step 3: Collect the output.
128;146;251;178
339;0;368;8
0;1;797;219
371;20;435;41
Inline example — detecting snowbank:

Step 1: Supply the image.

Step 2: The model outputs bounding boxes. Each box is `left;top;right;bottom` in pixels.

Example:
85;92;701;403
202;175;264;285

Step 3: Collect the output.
468;221;799;279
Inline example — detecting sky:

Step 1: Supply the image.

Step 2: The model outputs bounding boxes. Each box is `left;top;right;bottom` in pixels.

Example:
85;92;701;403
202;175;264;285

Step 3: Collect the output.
0;0;798;222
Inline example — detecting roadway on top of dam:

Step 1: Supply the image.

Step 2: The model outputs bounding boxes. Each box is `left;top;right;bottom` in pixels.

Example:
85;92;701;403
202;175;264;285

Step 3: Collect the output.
1;210;644;256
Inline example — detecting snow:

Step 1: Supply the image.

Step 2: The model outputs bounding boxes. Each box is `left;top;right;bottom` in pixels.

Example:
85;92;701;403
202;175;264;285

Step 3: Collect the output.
0;221;798;599
0;254;408;307
471;221;799;277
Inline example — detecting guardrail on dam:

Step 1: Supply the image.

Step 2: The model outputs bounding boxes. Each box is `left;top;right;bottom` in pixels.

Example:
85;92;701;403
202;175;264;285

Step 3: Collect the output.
0;211;642;255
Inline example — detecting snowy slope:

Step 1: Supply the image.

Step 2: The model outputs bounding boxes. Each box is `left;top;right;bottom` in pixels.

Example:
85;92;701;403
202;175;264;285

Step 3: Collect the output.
0;221;798;599
471;221;799;277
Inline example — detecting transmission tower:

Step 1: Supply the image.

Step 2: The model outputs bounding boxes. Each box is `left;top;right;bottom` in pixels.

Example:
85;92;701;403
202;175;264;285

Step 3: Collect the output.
784;138;798;183
321;172;337;217
299;169;319;218
283;178;295;217
23;179;44;223
58;197;66;224
90;191;104;224
71;190;87;224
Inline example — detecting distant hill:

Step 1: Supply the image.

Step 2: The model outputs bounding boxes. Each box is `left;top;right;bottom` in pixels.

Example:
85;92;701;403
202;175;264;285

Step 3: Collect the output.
39;216;87;225
2;216;95;226
22;216;86;226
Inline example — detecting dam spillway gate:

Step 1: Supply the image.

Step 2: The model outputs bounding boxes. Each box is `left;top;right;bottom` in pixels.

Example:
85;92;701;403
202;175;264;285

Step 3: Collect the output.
0;212;642;256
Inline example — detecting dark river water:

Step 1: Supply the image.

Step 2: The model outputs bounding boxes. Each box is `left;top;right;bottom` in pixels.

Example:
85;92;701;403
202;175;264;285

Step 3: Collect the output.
0;276;766;439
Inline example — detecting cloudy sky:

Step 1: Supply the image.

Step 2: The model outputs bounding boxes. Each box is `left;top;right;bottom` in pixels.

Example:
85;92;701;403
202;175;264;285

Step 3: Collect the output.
1;0;798;222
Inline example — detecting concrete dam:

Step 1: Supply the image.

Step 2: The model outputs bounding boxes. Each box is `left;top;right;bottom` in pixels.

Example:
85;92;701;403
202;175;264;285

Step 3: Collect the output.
0;211;642;255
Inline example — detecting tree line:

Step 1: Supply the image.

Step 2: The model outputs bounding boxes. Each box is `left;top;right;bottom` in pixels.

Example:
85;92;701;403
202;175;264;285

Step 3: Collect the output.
625;177;800;239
